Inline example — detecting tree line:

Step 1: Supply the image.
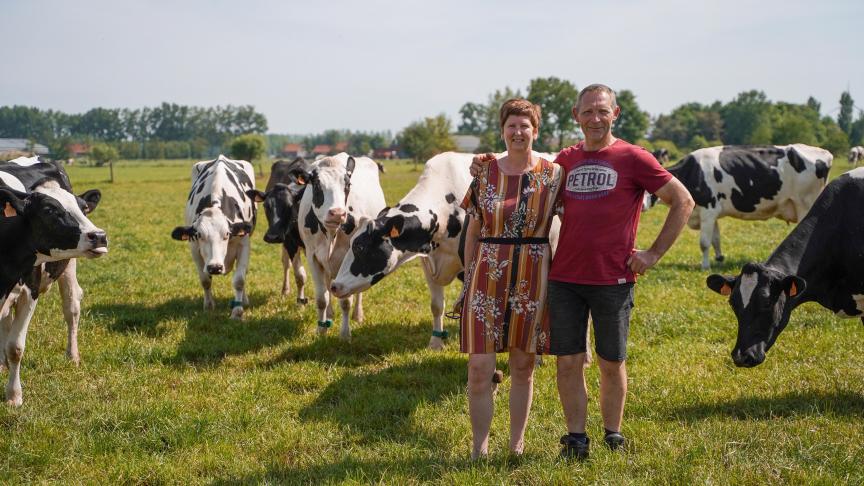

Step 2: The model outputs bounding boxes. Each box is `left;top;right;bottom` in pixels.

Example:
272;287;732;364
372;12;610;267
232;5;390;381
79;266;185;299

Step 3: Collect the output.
396;77;863;162
0;103;267;160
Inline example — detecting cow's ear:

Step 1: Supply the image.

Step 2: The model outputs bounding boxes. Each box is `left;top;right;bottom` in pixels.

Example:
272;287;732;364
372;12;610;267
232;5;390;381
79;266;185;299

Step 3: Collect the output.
247;189;266;203
346;156;356;179
79;189;101;213
384;214;404;239
171;226;195;241
0;188;27;217
782;275;806;298
230;222;253;237
288;168;309;186
707;274;736;296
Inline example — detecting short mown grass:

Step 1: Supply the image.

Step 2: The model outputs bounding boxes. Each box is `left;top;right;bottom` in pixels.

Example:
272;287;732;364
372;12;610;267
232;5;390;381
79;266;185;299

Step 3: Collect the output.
1;157;862;484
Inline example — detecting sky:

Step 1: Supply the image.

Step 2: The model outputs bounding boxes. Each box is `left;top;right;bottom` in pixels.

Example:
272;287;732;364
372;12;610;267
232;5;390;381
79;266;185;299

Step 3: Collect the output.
2;0;861;135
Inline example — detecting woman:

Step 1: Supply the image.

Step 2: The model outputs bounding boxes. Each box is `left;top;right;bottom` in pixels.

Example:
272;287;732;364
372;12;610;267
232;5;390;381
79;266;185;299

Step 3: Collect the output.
458;98;562;459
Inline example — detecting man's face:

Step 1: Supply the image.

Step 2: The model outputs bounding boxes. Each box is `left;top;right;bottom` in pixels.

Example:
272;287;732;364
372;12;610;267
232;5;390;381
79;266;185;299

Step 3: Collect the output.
573;91;620;145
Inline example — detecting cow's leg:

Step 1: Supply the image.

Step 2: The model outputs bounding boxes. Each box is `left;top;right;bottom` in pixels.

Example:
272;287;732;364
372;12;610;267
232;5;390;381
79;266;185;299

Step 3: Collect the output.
291;251;308;305
5;291;37;407
712;221;724;263
230;238;252;320
699;213;715;270
422;261;447;351
351;292;364;323
191;244;214;311
280;247;292;297
308;258;331;335
57;259;84;365
338;295;352;341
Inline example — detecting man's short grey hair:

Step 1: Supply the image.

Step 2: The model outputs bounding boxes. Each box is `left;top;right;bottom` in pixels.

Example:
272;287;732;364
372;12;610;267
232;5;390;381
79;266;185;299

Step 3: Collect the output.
576;84;617;109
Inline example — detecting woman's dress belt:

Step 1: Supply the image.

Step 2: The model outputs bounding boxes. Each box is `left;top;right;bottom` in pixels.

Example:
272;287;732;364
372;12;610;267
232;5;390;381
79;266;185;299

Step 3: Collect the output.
478;237;549;245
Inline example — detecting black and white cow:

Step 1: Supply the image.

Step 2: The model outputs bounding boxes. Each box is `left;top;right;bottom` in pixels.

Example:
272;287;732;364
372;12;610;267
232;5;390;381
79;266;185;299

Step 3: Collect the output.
849;146;864;166
707;168;864;367
329;151;559;350
297;153;386;340
0;156;103;366
0;159;107;406
171;155;257;320
652;148;670;164
248;158;311;303
644;144;832;269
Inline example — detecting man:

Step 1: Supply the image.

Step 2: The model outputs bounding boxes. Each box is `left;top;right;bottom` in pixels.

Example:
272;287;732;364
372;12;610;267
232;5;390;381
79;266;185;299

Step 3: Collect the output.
472;84;694;459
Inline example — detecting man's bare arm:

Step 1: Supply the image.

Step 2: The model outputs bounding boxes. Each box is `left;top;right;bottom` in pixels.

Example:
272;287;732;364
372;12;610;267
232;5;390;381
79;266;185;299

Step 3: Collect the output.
627;178;694;274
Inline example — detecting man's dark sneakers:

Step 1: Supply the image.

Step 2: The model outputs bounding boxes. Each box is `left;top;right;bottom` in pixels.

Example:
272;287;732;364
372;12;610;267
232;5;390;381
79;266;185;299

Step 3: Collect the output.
559;434;590;460
604;432;626;451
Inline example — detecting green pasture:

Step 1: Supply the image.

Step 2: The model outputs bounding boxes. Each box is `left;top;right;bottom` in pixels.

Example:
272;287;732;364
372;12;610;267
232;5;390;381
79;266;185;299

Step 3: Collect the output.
2;157;863;484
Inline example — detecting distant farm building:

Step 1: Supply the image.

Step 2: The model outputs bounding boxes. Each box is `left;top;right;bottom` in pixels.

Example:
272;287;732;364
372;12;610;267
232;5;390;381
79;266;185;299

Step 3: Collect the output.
451;134;481;153
373;147;399;159
0;138;50;160
280;143;305;158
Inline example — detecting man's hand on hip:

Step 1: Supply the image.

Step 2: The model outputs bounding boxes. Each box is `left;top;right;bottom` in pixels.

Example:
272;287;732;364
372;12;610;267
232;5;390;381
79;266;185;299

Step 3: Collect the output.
627;249;660;275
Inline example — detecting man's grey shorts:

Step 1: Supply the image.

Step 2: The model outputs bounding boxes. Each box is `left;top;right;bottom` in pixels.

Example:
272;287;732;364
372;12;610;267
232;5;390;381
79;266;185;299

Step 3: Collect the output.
547;280;635;361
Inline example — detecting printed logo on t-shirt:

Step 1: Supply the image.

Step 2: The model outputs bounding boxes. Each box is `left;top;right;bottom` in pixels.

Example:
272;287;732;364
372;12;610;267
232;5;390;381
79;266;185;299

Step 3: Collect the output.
565;161;617;200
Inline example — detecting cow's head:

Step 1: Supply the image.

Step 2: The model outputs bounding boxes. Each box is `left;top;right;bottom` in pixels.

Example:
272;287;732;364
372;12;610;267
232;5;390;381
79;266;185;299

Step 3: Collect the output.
330;205;443;298
304;156;355;232
172;204;251;275
0;182;108;263
707;263;806;367
249;179;307;244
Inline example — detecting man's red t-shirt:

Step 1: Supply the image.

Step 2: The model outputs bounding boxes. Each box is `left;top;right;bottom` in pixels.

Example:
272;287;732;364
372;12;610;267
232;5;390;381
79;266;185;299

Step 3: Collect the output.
549;139;672;285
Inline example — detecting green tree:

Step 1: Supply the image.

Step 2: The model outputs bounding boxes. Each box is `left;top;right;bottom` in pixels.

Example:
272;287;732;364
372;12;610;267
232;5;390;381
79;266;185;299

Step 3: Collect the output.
721;90;773;145
230;134;267;162
527;77;579;151
651;102;723;148
806;96;821;114
457;102;487;135
397;114;457;165
838;91;854;135
849;112;864;147
91;143;119;166
821;117;850;156
612;89;649;143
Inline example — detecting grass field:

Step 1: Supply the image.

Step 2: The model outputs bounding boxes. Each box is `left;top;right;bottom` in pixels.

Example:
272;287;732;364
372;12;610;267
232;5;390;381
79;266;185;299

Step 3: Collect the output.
2;156;863;484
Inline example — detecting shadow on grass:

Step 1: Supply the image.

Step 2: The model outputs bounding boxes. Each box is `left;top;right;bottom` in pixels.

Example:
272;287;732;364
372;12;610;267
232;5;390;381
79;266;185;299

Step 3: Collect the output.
658;256;756;275
671;389;864;421
89;291;302;365
297;354;465;444
267;320;443;367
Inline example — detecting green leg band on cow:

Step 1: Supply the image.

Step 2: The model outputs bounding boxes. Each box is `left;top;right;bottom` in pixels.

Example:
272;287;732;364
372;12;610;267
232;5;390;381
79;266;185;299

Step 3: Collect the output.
230;300;244;309
318;320;333;329
432;330;449;339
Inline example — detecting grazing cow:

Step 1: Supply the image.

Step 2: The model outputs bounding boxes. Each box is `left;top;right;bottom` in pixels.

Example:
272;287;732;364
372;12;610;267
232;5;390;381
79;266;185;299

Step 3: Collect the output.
707;168;864;367
297;153;386;340
0;156;103;365
643;144;832;269
330;151;559;350
248;158;311;303
171;155;257;319
849;146;864;166
652;148;670;164
0;169;107;406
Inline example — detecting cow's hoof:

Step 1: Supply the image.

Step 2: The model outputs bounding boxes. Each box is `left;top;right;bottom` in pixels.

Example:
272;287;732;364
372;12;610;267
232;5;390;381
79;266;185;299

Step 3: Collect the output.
339;332;351;342
230;308;244;320
715;255;725;262
67;352;81;366
428;336;445;350
204;301;215;311
297;297;308;305
5;394;22;407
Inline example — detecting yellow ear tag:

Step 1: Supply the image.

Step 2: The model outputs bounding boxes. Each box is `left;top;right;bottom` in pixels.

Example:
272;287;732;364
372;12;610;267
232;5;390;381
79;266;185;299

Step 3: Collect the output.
789;281;798;297
3;202;16;217
297;176;306;185
389;226;400;238
720;283;732;296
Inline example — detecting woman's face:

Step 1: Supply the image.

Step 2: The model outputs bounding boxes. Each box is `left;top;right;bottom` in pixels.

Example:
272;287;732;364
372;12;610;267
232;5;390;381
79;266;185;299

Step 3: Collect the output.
502;115;538;152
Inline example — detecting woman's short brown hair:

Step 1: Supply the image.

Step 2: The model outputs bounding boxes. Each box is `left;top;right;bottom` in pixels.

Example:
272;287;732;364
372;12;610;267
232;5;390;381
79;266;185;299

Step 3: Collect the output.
499;98;541;130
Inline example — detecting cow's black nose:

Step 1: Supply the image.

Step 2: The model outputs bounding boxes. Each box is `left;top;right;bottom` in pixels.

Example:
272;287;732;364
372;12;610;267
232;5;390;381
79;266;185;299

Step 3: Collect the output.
87;231;108;248
263;232;283;244
207;264;224;275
